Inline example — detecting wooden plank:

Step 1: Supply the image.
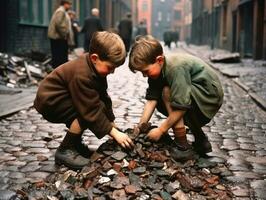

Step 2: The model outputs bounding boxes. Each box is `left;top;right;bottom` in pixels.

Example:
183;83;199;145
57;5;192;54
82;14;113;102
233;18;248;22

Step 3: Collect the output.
0;87;37;118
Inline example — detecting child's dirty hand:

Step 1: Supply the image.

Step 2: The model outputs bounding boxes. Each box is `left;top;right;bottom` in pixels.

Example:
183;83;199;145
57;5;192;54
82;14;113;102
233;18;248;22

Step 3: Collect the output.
110;127;135;149
147;128;164;141
133;125;140;135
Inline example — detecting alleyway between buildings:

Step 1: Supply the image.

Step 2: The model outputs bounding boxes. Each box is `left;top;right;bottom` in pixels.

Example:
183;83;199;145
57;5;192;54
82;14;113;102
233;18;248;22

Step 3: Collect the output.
0;45;266;199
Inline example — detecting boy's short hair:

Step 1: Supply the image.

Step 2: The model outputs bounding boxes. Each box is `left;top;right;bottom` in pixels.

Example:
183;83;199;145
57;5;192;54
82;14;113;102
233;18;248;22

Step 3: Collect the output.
89;31;126;67
129;35;163;73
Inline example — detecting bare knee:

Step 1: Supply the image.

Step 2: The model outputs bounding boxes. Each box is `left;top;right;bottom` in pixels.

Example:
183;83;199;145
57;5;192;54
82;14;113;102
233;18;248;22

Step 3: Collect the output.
69;119;83;134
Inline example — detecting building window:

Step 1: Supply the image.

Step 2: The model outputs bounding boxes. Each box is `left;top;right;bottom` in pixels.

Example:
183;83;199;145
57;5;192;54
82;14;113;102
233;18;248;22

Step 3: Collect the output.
19;0;53;26
142;1;148;12
167;13;170;22
175;10;181;20
158;12;162;21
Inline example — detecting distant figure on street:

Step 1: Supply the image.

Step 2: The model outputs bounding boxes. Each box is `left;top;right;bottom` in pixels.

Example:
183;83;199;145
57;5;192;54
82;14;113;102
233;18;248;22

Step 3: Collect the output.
118;13;133;52
48;0;72;68
163;29;172;49
68;10;81;50
171;30;179;48
163;30;180;49
81;8;103;52
136;20;147;36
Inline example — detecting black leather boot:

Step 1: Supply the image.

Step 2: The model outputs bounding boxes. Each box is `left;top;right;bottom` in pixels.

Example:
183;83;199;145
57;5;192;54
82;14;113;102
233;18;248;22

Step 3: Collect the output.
76;134;94;158
169;147;194;162
55;131;90;170
192;136;212;155
169;139;194;162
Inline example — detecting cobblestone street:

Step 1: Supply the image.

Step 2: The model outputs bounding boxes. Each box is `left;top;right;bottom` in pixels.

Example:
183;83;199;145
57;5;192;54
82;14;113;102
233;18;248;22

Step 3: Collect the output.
0;46;266;199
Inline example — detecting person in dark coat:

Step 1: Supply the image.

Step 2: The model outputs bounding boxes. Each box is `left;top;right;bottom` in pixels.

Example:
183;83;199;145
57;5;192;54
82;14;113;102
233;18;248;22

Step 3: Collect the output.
34;31;134;170
136;20;147;36
118;13;132;52
81;8;103;52
163;30;172;49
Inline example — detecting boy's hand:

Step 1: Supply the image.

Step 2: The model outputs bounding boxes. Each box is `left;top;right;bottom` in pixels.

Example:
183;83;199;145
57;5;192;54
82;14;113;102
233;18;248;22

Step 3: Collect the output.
109;127;135;149
147;128;164;141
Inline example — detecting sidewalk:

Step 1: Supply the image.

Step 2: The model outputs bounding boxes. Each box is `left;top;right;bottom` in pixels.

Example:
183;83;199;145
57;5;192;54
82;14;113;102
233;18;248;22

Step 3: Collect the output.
0;86;37;118
181;43;266;111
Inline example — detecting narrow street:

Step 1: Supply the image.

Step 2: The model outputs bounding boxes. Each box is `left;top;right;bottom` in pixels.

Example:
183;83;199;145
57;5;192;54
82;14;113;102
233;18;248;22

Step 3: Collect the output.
0;45;266;199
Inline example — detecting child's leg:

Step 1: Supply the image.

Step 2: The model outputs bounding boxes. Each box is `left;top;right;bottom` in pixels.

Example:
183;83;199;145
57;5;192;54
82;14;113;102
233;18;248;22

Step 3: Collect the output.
55;118;92;170
69;118;83;134
184;102;212;154
162;87;190;150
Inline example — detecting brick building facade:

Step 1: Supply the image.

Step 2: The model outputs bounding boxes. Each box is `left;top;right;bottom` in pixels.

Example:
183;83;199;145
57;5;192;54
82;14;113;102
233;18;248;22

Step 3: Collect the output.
0;0;131;54
191;0;266;60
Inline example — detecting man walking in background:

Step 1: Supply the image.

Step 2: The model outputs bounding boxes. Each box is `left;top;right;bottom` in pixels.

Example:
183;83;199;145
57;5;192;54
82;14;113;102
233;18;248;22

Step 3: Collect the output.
48;0;72;68
136;20;147;36
118;13;132;52
81;8;103;52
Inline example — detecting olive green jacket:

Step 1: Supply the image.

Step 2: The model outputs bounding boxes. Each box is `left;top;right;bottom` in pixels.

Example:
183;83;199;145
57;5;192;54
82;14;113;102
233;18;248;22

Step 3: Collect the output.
146;53;224;119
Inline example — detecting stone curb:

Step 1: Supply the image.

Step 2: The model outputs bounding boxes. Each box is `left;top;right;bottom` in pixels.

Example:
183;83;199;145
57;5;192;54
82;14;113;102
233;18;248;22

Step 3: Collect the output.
233;79;266;111
181;46;266;111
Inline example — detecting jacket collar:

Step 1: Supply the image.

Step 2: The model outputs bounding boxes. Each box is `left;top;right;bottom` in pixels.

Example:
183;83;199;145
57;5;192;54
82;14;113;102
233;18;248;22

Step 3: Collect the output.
85;53;101;78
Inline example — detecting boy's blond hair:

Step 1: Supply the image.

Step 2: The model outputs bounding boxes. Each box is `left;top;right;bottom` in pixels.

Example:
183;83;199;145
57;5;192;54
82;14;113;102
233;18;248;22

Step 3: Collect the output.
89;31;126;67
129;35;163;72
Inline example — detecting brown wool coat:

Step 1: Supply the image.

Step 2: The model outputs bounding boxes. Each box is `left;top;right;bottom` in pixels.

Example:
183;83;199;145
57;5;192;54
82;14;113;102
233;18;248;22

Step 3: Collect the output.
34;54;114;139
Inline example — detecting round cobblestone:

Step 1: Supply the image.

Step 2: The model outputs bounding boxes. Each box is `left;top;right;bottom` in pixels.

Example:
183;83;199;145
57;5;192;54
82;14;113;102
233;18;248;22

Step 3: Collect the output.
0;47;265;199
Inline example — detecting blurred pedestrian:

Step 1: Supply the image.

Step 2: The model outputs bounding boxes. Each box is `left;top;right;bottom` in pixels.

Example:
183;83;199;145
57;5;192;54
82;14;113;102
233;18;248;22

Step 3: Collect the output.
118;13;132;52
81;8;103;52
163;29;172;49
129;35;224;160
171;30;179;48
68;10;81;50
48;0;72;68
34;31;134;170
136;20;147;36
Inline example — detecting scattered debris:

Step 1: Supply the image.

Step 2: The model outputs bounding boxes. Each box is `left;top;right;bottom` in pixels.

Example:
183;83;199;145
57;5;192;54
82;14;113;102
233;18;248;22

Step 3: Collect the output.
0;52;52;89
7;123;233;199
209;53;241;63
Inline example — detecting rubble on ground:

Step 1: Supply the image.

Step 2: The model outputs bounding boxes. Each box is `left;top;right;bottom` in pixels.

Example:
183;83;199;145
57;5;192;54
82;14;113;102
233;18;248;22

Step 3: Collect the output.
0;51;52;89
7;123;233;199
209;53;241;63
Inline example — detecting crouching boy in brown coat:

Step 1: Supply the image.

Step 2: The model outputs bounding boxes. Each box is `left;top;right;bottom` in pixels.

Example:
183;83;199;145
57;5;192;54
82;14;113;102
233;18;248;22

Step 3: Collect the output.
34;31;134;170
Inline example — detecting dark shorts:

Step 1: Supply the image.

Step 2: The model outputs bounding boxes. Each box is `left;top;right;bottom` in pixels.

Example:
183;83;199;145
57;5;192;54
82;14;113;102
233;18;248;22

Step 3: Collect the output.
40;99;86;129
156;97;210;128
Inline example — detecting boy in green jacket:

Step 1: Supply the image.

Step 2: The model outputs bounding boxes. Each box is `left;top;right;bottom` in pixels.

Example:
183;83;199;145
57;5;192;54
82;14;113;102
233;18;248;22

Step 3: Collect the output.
34;31;134;170
129;35;223;160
